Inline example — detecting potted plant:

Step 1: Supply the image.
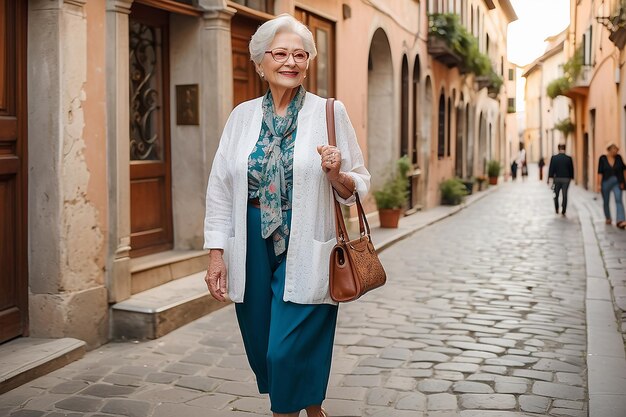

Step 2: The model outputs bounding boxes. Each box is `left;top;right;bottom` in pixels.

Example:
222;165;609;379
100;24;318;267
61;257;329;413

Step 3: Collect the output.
487;160;502;185
440;178;468;205
475;175;487;191
461;177;475;195
373;156;410;228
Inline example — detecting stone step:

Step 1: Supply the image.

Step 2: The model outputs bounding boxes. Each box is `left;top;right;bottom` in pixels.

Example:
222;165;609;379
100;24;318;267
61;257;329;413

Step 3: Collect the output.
111;271;226;340
130;250;208;295
0;337;86;394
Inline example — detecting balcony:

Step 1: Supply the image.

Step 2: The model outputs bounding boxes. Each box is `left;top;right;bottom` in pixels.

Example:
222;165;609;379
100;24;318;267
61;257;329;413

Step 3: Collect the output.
427;36;463;68
564;65;592;98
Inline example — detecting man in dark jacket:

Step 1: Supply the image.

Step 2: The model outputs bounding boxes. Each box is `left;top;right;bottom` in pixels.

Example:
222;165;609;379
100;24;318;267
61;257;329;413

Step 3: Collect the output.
547;143;575;216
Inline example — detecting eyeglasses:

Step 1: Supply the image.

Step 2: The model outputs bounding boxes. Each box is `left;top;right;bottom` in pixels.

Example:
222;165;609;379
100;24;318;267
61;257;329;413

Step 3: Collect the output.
264;48;309;63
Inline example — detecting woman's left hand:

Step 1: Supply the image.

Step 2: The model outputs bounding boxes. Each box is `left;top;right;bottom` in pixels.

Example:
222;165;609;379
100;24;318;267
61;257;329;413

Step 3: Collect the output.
317;145;341;180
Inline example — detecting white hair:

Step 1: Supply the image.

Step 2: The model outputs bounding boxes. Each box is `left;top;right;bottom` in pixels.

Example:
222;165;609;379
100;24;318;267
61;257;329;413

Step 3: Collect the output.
249;14;317;64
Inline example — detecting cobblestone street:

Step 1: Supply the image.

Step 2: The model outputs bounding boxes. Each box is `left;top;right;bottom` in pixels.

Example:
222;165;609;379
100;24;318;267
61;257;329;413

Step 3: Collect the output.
1;178;624;417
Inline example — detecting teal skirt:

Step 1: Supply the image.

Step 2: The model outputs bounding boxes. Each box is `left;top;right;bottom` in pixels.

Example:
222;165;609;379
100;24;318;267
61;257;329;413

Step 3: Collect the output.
235;204;339;413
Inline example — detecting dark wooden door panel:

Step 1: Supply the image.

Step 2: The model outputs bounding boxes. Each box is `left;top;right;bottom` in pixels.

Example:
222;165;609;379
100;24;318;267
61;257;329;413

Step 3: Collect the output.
0;177;17;310
129;3;173;258
232;14;265;107
0;0;27;344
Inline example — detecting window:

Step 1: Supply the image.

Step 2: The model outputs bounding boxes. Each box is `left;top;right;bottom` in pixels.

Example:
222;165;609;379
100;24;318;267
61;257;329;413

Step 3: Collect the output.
507;98;515;113
508;68;514;80
295;9;335;98
583;26;593;65
231;0;274;13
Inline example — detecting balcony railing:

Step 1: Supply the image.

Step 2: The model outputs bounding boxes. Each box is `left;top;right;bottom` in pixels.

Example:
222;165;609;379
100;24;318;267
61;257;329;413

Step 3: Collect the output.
427;36;464;68
564;65;592;98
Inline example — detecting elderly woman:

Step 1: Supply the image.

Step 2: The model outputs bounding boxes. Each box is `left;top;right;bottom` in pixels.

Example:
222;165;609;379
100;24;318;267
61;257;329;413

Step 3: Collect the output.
203;14;370;417
597;143;626;228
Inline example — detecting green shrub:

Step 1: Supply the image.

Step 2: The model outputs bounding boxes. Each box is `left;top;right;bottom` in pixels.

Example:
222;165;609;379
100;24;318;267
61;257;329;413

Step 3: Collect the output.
487;160;502;178
554;117;575;136
546;47;583;98
440;177;468;205
547;77;570;99
428;13;495;79
373;156;411;209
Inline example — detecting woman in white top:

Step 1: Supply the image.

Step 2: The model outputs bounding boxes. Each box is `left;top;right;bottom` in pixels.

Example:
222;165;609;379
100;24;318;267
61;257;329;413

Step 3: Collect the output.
203;14;370;417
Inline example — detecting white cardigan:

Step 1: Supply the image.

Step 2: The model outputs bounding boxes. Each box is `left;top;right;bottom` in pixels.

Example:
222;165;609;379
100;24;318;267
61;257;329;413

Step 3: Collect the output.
204;92;371;304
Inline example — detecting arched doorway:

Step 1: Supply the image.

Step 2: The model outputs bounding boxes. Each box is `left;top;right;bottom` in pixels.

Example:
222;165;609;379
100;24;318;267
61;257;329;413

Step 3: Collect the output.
478;112;487;173
367;29;394;191
400;55;409;158
437;91;446;159
467;104;475;176
410;56;421;208
412;56;420;166
421;76;433;206
455;95;465;178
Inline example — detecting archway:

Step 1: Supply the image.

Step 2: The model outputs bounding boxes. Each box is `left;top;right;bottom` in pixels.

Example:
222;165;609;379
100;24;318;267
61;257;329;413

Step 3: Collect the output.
412;56;421;165
400;55;409;158
466;104;475;176
478;112;487;173
455;95;465;178
437;91;446;159
367;29;394;191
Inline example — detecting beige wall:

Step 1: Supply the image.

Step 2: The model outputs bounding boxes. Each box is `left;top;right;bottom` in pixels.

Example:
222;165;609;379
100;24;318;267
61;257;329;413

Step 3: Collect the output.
565;0;622;190
28;0;108;348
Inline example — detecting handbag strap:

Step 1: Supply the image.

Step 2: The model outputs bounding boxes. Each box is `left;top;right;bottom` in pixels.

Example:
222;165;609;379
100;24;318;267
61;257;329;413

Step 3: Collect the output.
325;98;372;242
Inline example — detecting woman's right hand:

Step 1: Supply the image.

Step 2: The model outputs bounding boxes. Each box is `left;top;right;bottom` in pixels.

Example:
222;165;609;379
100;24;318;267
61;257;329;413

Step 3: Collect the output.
205;250;228;302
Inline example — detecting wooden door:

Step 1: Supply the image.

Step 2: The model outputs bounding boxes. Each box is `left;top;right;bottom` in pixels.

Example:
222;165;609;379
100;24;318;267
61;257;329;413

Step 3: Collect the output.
129;4;173;257
0;0;28;343
232;14;266;107
294;9;335;98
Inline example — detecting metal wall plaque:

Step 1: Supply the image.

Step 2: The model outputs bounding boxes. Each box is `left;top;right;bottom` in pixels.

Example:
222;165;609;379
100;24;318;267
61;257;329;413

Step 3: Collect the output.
176;84;199;125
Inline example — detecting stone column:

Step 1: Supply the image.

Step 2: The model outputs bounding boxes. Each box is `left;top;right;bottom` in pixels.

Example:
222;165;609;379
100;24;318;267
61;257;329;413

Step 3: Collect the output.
28;0;108;348
201;7;235;172
105;0;133;303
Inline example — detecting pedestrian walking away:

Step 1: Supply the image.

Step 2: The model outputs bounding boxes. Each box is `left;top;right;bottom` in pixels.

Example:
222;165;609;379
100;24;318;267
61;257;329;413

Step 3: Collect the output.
597;142;626;228
517;142;528;179
511;160;518;180
538;156;545;180
547;143;574;216
203;13;370;417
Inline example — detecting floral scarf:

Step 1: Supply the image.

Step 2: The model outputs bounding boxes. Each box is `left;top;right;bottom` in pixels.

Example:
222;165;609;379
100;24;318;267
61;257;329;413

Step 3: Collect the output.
248;86;306;256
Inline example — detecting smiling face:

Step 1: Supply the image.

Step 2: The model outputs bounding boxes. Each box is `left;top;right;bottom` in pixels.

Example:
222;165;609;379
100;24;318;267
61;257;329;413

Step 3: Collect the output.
258;31;308;91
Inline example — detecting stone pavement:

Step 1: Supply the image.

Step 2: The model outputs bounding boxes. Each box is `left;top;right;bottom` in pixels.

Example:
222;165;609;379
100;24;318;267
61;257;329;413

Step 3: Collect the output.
1;177;625;417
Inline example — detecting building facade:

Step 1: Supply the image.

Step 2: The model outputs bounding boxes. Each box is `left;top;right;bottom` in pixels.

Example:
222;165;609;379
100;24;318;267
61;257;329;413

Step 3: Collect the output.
0;0;516;347
545;0;626;189
522;30;571;163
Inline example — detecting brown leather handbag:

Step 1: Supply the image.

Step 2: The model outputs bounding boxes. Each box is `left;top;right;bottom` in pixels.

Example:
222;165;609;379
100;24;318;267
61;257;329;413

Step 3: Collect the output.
326;98;387;302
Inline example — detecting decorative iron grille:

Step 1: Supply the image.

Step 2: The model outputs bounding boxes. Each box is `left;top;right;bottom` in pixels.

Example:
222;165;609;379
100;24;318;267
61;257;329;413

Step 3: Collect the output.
129;21;163;161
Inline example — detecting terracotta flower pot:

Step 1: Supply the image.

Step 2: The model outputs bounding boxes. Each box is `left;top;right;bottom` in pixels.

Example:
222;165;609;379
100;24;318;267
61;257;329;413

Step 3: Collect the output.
488;176;498;185
378;208;403;228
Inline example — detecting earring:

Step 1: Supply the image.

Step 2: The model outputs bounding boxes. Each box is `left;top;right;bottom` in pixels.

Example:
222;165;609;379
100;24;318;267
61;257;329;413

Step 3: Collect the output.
260;71;265;79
